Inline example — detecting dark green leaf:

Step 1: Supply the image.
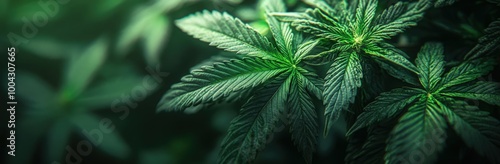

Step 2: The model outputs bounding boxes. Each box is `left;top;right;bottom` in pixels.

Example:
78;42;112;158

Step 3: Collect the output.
175;10;281;61
157;58;287;111
385;97;447;164
438;58;495;91
323;52;362;136
218;74;291;163
289;73;318;163
72;113;130;159
415;43;445;91
437;100;500;163
441;81;500;106
348;88;423;135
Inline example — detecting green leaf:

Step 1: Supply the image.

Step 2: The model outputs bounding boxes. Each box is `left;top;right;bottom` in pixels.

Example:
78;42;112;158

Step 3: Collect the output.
157;57;287;111
415;42;445;91
385;97;448;164
365;43;418;74
370;1;428;42
438;58;495;91
323;52;362;136
348;88;423;135
76;75;144;109
116;6;162;57
17;72;56;108
438;101;500;163
143;15;170;66
302;43;345;65
45;117;72;163
465;18;500;60
348;123;392;164
63;37;108;99
353;0;377;37
21;36;76;59
433;0;458;7
441;81;500;106
263;0;295;58
291;8;352;42
72;113;130;159
218;74;291;163
374;58;420;86
289;73;318;163
297;68;324;100
175;10;281;61
294;39;320;61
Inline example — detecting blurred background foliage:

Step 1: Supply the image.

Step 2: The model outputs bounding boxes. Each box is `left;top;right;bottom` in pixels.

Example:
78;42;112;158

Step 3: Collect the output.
1;0;499;163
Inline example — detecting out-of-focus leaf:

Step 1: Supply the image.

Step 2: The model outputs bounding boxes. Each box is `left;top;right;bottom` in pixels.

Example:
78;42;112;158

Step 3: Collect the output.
71;113;130;159
139;150;173;164
116;6;162;57
62;38;108;100
21;37;76;59
45;117;72;163
117;0;182;61
250;20;270;35
143;15;170;66
75;75;144;109
156;0;184;12
17;72;56;108
92;0;125;19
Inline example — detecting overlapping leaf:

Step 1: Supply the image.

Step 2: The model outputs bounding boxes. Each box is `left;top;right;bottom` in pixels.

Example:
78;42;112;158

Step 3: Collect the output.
176;10;281;61
218;74;290;163
160;1;324;162
323;52;362;135
157;58;288;111
288;73;319;163
349;42;500;163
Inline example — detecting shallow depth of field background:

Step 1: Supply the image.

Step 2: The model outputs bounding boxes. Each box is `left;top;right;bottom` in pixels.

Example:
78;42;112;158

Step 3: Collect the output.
1;0;499;163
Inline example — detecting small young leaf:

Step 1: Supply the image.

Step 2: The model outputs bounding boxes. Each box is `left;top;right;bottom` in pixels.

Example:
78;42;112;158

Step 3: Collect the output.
415;43;445;91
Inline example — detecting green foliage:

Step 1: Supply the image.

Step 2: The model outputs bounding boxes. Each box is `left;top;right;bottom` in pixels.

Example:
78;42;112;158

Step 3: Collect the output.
13;38;141;164
157;0;500;163
271;0;431;135
6;0;500;163
157;0;323;163
349;43;500;163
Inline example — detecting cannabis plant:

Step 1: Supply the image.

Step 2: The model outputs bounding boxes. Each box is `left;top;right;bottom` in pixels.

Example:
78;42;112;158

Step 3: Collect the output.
158;0;323;163
348;42;500;163
157;0;500;163
272;0;431;134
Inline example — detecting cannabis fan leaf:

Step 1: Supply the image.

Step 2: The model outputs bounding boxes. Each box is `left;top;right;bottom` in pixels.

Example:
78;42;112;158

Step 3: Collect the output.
157;0;323;163
272;0;431;135
349;43;500;163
